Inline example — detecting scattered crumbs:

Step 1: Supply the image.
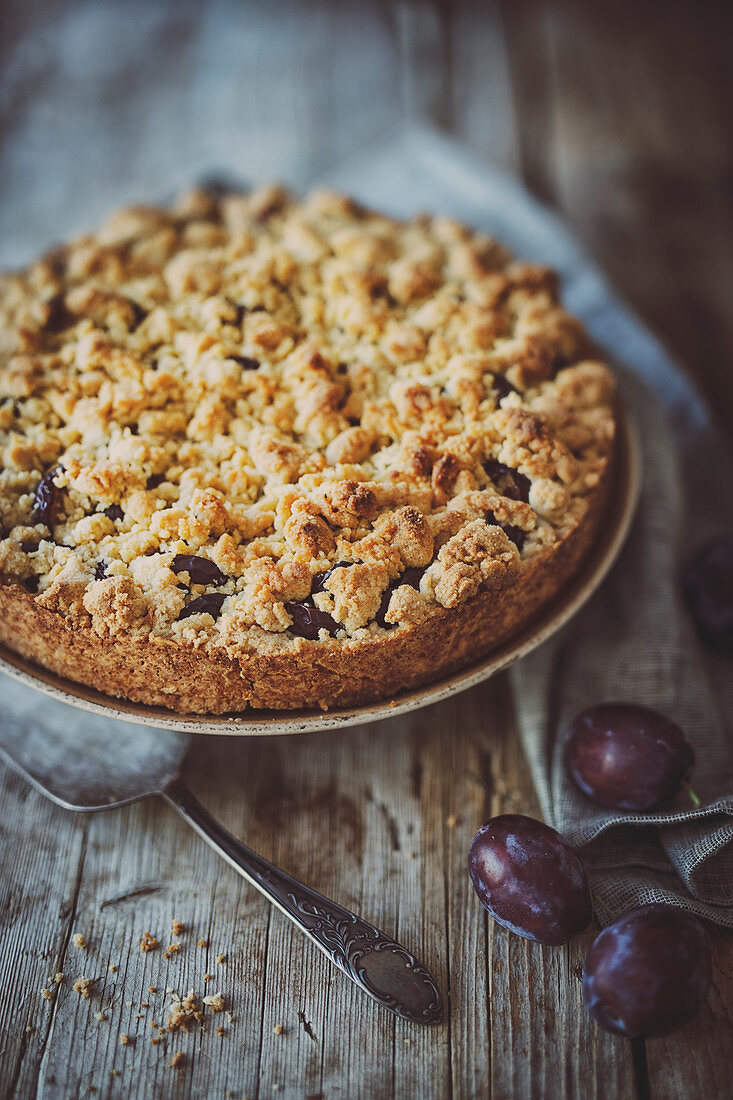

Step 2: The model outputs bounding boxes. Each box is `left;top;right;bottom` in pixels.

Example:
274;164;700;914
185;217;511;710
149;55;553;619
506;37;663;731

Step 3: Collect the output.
273;1024;283;1035
216;954;227;965
405;851;415;860
149;986;157;994
169;1051;186;1069
203;973;211;982
41;988;53;1001
54;973;64;984
197;938;208;949
163;943;181;959
203;993;225;1012
171;919;186;936
389;700;398;708
25;1025;34;1034
150;1036;162;1046
111;1069;119;1078
140;932;159;953
135;1013;144;1020
216;1025;227;1037
119;1033;133;1047
95;1012;107;1023
72;933;87;949
166;989;203;1032
140;1002;150;1009
73;977;93;999
109;964;117;973
446;814;458;828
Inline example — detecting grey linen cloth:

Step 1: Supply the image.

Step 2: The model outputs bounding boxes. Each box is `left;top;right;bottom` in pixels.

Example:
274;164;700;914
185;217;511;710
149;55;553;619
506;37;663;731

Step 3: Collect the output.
325;127;733;927
2;111;731;925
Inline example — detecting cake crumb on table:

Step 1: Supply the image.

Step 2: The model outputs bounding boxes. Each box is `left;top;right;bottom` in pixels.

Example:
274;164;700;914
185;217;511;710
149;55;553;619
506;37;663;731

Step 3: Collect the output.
197;938;208;949
73;977;93;999
72;933;87;949
119;1033;133;1047
273;1024;283;1035
54;972;64;984
163;943;181;958
171;919;186;936
203;993;226;1012
169;1051;186;1069
446;814;458;828
139;932;159;953
95;1012;107;1022
216;953;227;965
41;988;53;1000
166;989;203;1032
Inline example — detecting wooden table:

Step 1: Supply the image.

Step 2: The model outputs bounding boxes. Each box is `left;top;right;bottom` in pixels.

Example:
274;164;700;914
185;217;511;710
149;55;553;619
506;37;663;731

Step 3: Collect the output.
1;1;732;1097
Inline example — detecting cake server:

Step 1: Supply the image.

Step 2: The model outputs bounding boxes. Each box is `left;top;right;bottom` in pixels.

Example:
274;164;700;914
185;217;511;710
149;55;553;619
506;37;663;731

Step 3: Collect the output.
0;674;442;1024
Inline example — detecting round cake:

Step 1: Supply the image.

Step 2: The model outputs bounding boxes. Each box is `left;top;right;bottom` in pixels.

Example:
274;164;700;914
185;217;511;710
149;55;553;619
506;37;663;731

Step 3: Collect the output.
0;185;616;713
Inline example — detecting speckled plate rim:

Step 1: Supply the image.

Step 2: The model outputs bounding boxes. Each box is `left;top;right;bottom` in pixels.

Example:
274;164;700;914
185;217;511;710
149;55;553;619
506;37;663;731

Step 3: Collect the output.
0;410;640;736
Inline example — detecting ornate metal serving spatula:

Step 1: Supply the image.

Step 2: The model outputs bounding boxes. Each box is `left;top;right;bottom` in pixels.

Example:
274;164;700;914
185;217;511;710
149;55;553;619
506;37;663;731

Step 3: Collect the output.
0;672;442;1024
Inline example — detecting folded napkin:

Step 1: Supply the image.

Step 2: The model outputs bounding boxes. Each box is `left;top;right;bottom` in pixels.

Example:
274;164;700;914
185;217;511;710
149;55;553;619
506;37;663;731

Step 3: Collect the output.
326;126;733;927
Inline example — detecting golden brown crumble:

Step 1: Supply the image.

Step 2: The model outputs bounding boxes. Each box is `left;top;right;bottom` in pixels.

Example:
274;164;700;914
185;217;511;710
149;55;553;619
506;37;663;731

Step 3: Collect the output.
139;931;159;953
72;933;87;949
166;989;203;1032
73;976;94;999
0;186;615;660
171;919;186;936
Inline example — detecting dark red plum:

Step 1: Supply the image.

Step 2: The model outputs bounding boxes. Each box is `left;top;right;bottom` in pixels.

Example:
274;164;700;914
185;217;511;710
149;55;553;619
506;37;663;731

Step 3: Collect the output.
565;704;694;811
468;814;592;945
682;536;733;652
583;904;710;1038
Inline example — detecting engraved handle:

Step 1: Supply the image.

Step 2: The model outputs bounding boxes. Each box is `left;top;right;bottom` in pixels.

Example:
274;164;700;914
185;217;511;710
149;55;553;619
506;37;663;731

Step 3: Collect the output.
163;777;442;1024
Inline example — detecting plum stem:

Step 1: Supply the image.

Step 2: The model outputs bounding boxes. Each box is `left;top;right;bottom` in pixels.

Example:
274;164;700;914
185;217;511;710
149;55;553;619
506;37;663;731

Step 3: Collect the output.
684;782;702;809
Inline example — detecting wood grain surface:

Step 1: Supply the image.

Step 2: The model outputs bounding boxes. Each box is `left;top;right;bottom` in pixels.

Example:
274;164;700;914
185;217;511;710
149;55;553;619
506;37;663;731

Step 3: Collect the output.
1;1;732;1098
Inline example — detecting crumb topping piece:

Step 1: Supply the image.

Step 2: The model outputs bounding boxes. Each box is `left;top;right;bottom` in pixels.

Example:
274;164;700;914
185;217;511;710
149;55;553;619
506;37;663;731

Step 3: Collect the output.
0;186;615;655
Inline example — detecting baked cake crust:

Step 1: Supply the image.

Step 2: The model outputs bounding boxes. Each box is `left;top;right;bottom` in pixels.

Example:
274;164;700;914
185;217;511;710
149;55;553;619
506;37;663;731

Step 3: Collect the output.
0;185;616;713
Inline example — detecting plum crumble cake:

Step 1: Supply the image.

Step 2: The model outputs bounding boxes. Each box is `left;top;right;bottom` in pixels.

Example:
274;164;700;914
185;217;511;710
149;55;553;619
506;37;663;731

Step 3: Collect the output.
0;185;616;712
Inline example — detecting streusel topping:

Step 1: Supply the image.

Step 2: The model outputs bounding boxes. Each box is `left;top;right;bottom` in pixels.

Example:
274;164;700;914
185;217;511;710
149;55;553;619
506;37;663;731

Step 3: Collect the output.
0;185;615;654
